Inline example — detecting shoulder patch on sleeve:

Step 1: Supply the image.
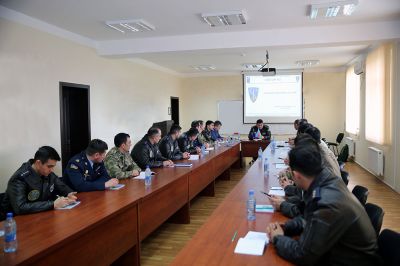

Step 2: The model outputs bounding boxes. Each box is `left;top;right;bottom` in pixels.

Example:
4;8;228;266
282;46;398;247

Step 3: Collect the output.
75;159;80;163
19;170;30;178
70;164;79;170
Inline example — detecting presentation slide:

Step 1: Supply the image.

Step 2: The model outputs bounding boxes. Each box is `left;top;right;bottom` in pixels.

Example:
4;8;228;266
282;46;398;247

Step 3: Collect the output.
243;73;303;124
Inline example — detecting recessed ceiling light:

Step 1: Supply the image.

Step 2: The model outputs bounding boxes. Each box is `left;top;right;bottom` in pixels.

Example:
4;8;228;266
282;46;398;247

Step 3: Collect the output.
201;10;247;27
295;60;320;67
191;65;216;71
242;63;264;69
106;19;155;33
309;0;358;19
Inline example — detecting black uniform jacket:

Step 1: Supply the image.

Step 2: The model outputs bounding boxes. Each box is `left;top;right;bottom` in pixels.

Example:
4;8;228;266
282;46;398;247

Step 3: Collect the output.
248;125;271;140
178;132;198;154
2;160;73;216
131;135;167;169
159;134;184;160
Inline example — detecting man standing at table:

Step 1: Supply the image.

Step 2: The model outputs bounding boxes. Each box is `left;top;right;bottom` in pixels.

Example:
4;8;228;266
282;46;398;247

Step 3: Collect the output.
248;119;271;140
104;133;141;179
131;128;174;169
159;125;190;160
64;139;119;192
178;128;201;154
266;143;381;265
1;146;77;217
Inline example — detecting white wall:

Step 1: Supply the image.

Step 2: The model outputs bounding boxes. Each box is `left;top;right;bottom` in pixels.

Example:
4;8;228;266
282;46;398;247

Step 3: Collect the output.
0;18;182;190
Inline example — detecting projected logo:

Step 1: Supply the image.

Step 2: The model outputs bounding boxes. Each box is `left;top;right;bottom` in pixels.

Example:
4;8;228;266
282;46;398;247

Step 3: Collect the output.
248;87;259;103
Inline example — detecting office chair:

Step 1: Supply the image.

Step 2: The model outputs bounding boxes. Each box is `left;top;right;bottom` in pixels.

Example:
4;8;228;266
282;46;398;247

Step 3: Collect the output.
378;229;400;266
340;170;349;185
327;133;344;156
365;203;384;236
351;185;369;206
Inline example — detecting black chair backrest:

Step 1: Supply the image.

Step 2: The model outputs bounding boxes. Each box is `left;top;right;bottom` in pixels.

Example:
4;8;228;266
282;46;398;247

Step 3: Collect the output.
365;203;384;236
340;170;349;185
336;133;344;144
378;229;400;266
352;185;369;206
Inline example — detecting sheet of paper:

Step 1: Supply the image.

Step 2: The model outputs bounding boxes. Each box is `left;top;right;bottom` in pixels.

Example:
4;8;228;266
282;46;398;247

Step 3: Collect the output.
255;204;274;213
56;201;81;210
268;189;285;197
244;231;269;245
275;163;287;169
234;238;265;256
188;155;199;160
109;184;125;190
134;171;156;179
270;186;282;190
205;147;214;151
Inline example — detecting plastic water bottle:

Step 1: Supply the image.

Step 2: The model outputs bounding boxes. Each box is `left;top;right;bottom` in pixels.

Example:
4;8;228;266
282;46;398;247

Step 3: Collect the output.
271;138;276;154
201;144;206;155
247;190;256;221
258;147;263;159
264;158;269;177
144;165;152;188
3;213;17;253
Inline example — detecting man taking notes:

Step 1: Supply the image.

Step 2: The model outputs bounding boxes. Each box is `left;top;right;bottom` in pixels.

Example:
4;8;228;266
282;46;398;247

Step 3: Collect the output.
178;128;201;154
104;133;141;179
131;128;174;169
1;146;77;217
159;125;190;160
64;139;119;192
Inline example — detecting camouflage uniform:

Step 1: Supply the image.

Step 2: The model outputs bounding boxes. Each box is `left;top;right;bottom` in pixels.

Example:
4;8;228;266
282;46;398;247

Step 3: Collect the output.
104;147;141;179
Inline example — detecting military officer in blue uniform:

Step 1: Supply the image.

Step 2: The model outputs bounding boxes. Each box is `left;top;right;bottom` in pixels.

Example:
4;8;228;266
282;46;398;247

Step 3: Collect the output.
63;139;119;192
1;146;77;218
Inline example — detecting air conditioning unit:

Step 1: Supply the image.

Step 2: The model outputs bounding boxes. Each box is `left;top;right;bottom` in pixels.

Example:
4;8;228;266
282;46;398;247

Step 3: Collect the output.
354;60;364;75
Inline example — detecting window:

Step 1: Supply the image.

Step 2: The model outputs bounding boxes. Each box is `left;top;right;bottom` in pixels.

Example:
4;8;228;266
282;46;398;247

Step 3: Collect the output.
365;43;393;145
345;66;360;135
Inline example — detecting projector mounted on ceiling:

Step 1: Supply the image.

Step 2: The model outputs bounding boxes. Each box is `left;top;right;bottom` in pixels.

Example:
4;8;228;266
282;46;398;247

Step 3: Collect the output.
258;50;276;76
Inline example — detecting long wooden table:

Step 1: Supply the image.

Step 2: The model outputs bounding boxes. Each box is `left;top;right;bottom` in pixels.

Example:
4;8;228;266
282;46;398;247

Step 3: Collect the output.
0;143;241;265
241;140;270;158
171;143;294;265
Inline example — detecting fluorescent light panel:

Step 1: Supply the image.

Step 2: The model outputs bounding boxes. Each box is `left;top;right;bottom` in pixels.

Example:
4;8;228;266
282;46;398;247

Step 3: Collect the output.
309;0;358;19
201;10;247;27
106;19;155;33
295;60;320;67
191;65;216;71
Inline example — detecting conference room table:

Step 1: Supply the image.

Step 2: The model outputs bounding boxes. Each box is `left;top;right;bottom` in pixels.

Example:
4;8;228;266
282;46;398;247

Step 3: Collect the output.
240;139;270;161
171;142;294;266
0;142;241;265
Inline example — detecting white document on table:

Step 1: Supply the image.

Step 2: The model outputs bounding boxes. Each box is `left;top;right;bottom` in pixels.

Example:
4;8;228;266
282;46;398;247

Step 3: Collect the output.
188;155;199;160
268;188;285;196
275;163;287;169
134;171;155;179
244;231;269;245
206;147;214;151
234;238;265;256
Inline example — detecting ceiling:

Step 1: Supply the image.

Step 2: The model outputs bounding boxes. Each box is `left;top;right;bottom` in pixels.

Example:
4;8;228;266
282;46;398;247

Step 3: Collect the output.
1;0;399;75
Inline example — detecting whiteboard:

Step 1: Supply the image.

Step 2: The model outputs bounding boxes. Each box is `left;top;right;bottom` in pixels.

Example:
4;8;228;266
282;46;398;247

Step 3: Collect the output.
217;100;296;135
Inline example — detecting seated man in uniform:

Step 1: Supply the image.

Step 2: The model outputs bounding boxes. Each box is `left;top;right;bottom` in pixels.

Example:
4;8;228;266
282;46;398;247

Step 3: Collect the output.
178;128;201;154
131;128;174;169
63;139;119;192
104;133;141;179
211;120;223;141
201;120;215;145
159;125;190;161
248;119;271;140
266;142;382;266
1;146;77;217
